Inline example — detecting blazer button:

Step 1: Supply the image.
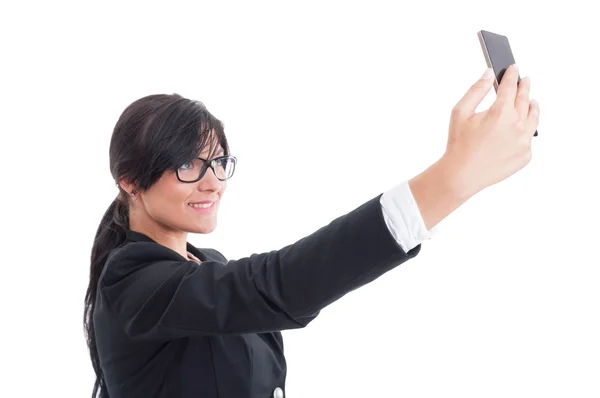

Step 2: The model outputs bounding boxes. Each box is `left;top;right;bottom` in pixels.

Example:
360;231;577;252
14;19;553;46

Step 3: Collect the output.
273;387;284;398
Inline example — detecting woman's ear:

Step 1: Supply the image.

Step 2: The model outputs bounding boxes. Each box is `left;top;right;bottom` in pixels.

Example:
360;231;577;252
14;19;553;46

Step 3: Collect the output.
118;178;137;196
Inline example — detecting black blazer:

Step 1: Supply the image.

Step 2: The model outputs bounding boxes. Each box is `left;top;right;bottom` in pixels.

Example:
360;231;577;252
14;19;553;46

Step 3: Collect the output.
94;194;421;398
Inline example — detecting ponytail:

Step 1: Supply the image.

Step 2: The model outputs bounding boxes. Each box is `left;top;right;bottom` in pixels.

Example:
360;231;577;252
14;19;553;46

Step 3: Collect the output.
84;193;130;398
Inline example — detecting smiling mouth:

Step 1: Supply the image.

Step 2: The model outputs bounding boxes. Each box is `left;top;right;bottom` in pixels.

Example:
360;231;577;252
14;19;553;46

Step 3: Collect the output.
188;202;214;209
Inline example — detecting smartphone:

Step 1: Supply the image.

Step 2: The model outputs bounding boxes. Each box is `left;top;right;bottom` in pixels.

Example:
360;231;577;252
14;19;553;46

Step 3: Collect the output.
477;30;538;136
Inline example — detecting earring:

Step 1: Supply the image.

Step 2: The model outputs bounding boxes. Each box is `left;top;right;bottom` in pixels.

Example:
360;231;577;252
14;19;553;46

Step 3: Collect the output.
131;190;137;196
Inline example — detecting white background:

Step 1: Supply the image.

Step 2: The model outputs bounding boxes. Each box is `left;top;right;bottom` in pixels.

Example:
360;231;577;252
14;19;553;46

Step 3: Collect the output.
1;1;599;397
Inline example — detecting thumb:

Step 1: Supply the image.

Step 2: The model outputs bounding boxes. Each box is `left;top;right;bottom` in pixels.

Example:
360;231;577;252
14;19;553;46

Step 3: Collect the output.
452;68;495;118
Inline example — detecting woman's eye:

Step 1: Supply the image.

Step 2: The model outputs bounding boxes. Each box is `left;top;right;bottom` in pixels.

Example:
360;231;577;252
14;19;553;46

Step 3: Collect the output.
180;162;193;170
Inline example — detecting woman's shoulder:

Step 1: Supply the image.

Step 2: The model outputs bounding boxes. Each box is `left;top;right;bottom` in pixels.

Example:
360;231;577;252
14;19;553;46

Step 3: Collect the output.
102;232;228;283
106;240;172;265
110;230;226;263
193;247;228;263
102;240;179;283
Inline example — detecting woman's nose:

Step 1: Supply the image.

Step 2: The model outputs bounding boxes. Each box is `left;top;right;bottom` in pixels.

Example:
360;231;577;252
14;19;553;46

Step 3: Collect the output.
198;166;222;191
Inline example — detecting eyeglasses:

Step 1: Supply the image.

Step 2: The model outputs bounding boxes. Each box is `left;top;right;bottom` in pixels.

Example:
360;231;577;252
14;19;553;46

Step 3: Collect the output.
176;155;237;183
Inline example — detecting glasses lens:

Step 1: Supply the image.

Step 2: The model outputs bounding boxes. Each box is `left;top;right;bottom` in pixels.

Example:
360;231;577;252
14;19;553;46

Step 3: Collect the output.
214;156;236;180
177;156;236;182
177;159;205;182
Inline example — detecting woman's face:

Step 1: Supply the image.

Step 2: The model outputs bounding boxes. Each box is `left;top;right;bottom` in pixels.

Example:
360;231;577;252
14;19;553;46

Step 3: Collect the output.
129;144;227;236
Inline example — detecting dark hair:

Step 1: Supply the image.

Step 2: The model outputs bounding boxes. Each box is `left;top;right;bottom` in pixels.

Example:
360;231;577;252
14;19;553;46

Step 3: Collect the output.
83;94;229;397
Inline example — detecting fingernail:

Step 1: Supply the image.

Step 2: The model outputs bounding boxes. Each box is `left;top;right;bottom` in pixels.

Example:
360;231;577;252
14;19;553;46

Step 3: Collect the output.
513;64;519;71
481;68;494;80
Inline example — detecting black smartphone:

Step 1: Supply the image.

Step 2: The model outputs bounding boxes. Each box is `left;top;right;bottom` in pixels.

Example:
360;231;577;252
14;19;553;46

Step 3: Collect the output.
477;30;538;136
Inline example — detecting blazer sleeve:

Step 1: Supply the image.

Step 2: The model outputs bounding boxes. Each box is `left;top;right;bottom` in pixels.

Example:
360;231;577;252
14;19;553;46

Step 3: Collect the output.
100;194;421;341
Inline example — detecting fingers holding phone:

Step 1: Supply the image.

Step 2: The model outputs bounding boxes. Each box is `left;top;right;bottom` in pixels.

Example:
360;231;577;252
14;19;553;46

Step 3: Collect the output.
495;63;520;104
493;64;539;141
514;75;531;120
443;66;539;197
526;99;540;138
478;30;538;137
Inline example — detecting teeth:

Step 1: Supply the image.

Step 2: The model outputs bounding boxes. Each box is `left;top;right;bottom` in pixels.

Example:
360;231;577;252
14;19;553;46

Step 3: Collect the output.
189;203;213;208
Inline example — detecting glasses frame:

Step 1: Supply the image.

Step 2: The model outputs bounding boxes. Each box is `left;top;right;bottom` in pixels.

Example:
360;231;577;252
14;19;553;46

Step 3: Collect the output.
176;155;237;183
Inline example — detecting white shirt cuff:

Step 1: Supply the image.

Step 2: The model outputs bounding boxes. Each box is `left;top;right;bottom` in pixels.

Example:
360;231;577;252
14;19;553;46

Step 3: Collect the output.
379;180;438;252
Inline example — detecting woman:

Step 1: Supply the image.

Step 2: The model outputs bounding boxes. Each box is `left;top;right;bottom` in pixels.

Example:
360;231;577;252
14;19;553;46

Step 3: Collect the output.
84;65;539;398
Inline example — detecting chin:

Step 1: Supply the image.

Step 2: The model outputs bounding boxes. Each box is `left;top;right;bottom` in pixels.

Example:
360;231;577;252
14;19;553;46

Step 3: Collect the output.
190;220;217;234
